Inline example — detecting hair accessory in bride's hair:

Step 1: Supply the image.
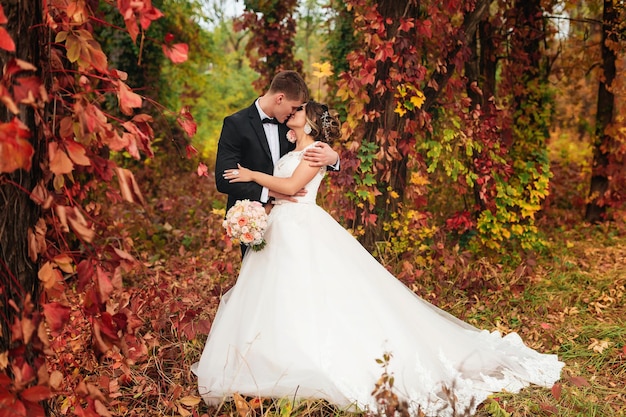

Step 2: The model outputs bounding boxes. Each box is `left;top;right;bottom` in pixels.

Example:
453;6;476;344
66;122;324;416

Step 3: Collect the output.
320;106;332;142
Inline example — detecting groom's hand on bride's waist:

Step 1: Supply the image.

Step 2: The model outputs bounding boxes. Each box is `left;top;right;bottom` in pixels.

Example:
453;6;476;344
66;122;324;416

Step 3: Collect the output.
303;142;339;168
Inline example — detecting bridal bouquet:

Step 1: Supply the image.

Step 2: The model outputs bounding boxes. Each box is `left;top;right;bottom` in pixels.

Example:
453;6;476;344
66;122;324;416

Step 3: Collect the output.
223;199;268;251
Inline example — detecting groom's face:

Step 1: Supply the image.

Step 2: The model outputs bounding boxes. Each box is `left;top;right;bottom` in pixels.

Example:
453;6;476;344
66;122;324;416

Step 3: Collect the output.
276;95;305;124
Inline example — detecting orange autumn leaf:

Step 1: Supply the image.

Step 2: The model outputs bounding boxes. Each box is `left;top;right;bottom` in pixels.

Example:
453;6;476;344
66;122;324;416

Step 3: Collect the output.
116;80;142;115
65;140;91;166
115;167;146;206
38;262;62;290
0;117;34;173
48;142;74;175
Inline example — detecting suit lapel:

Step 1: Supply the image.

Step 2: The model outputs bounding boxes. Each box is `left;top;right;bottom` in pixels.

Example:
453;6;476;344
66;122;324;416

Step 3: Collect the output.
247;104;273;162
278;124;293;157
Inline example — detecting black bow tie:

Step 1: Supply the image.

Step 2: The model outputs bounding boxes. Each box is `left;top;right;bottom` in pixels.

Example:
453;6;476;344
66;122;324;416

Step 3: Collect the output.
262;117;279;124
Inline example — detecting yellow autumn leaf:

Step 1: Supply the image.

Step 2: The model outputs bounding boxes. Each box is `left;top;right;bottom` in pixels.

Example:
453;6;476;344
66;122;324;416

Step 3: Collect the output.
410;90;426;109
394;103;407;117
178;396;202;407
212;208;226;217
312;61;333;78
587;338;611;353
409;171;430;186
396;85;407;98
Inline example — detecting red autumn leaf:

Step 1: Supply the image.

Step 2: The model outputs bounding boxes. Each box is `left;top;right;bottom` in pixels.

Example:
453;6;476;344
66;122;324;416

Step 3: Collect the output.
197;162;208;177
20;385;53;402
0;117;34;173
67;206;95;243
539;402;558;414
42;302;71;332
138;1;163;29
98;312;120;340
116;80;142;115
551;383;562;400
4;58;36;77
418;20;433;38
121;114;154;158
0;394;26;416
398;18;414;33
48;142;74;175
92;319;113;354
122;334;148;363
0;373;12;387
177;106;196;137
94;399;112;417
0;26;15;52
103;130;130;152
76;259;94;292
83;287;100;316
162;42;188;64
13;76;47;105
186;144;198;158
569;376;590;387
10;316;23;343
24;400;46;417
118;0;163;42
96;266;114;303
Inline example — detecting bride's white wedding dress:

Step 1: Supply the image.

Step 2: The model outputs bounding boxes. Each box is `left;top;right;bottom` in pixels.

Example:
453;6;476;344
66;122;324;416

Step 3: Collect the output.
193;144;563;416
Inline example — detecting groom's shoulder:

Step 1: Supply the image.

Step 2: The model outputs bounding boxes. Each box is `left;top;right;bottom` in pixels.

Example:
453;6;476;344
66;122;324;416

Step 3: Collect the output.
227;102;256;122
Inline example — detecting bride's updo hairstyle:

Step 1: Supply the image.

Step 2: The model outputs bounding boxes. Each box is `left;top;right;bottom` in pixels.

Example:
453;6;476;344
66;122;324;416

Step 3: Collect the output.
304;101;341;144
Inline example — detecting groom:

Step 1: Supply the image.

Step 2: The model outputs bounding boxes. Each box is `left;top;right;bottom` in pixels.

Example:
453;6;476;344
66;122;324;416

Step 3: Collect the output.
214;70;339;213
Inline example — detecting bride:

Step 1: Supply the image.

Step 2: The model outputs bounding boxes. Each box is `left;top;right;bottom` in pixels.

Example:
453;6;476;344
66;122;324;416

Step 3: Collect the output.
192;101;564;416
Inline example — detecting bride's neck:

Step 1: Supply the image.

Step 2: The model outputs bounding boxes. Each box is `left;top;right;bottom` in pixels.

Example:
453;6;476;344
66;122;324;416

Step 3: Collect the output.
294;133;314;150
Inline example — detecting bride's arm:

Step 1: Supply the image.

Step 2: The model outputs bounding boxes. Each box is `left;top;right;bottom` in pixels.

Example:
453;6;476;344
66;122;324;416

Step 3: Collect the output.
225;160;319;196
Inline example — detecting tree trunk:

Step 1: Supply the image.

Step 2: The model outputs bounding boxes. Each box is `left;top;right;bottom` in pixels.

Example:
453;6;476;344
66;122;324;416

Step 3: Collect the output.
585;0;617;223
479;20;497;109
0;0;44;360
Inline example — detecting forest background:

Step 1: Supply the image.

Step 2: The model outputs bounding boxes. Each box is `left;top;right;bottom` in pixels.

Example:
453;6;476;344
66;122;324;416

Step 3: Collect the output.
0;0;625;416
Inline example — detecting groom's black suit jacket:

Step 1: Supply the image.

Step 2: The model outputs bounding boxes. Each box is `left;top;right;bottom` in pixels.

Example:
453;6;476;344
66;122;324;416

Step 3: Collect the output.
215;101;295;211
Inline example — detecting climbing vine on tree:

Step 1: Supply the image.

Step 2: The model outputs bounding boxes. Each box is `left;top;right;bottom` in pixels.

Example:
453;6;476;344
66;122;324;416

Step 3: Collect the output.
0;0;195;414
326;0;558;258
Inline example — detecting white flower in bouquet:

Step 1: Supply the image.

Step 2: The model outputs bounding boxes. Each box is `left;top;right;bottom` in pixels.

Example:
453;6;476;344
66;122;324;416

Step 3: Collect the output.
222;199;268;251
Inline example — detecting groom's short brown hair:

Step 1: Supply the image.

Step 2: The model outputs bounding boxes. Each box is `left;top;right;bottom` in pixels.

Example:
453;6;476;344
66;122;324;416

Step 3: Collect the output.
268;71;309;102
